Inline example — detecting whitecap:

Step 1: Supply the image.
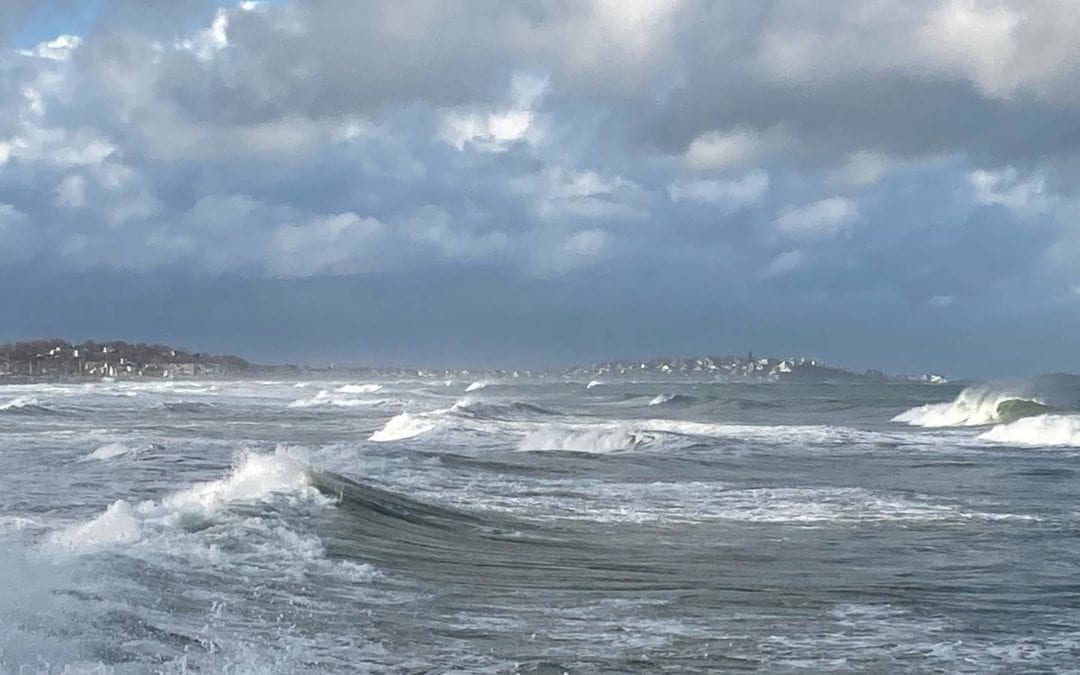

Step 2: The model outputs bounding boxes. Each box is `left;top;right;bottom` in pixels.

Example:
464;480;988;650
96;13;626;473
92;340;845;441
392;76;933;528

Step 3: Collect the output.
336;384;383;394
518;423;659;453
369;412;438;442
48;449;319;553
979;414;1080;447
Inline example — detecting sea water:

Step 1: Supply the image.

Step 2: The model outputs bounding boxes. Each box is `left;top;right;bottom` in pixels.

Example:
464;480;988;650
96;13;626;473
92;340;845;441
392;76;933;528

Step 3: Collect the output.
2;376;1079;672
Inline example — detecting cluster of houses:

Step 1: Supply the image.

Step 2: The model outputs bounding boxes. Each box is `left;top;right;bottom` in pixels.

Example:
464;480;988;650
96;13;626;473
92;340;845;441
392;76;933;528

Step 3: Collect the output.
0;341;244;380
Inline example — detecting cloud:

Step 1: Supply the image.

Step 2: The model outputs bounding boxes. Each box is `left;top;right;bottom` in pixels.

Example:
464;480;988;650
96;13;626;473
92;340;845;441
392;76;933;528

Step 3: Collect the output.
775;197;859;240
683;127;773;170
0;0;1079;372
969;167;1055;215
761;249;806;279
834;151;890;187
668;170;769;209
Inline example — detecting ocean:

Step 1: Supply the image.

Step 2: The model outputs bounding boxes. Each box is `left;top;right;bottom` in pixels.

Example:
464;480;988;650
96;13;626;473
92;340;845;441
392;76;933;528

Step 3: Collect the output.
2;375;1079;673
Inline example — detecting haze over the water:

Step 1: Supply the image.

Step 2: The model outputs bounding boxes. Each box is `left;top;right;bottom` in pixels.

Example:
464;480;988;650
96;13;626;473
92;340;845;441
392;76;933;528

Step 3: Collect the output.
2;2;1078;375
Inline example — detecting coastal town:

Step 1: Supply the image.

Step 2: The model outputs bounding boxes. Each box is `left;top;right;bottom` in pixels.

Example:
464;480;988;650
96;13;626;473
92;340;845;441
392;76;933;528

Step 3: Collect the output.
0;338;947;384
0;339;249;380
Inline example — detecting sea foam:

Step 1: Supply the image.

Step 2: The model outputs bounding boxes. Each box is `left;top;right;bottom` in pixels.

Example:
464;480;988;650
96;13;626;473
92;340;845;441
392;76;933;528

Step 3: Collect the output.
979;414;1080;447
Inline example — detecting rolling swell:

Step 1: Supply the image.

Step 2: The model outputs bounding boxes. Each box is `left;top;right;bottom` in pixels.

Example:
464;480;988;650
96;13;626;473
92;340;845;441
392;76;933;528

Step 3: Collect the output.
451;399;562;420
308;470;716;591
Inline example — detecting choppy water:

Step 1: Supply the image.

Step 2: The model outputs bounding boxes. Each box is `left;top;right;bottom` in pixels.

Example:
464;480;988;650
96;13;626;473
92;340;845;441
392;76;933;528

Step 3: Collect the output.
2;376;1079;673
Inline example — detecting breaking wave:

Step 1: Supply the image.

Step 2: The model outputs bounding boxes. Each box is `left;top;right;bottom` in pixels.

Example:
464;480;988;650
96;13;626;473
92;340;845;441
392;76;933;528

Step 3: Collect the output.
464;381;488;392
49;450;319;552
647;393;696;407
0;396;55;415
518;424;661;453
369;412;439;442
288;389;391;409
78;441;161;462
894;374;1080;427
979;414;1080;447
336;384;383;394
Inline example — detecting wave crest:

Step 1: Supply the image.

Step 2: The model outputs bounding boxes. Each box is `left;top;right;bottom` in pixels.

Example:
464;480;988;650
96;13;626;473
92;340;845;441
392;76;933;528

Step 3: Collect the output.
49;450;317;552
894;375;1080;427
518;424;660;453
369;413;439;442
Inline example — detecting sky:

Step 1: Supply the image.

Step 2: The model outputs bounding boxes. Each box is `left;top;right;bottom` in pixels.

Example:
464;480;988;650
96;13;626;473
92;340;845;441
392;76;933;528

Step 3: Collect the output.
1;0;1079;377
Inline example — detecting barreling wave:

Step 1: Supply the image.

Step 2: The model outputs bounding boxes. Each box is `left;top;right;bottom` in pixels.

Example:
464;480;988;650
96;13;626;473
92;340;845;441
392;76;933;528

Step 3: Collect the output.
979;414;1080;447
894;374;1080;427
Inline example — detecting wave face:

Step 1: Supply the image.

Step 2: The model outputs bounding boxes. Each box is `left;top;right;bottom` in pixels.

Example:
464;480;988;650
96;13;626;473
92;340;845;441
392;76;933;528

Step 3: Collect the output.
894;374;1080;427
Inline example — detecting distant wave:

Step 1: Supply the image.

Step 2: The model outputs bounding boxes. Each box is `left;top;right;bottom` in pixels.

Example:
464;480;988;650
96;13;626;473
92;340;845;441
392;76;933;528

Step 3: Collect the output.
78;441;162;462
0;396;42;412
979;414;1080;447
647;393;696;407
894;374;1080;427
369;413;439;442
155;401;218;414
288;389;391;409
336;384;383;394
0;396;58;415
586;380;603;389
450;398;560;420
464;381;488;392
518;424;661;453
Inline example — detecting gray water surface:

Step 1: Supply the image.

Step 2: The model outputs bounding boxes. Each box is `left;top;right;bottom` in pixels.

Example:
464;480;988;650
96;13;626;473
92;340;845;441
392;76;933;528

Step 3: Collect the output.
1;378;1077;673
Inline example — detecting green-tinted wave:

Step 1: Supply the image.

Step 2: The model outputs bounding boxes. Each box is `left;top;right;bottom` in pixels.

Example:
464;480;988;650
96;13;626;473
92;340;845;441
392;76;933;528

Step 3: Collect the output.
996;398;1058;423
